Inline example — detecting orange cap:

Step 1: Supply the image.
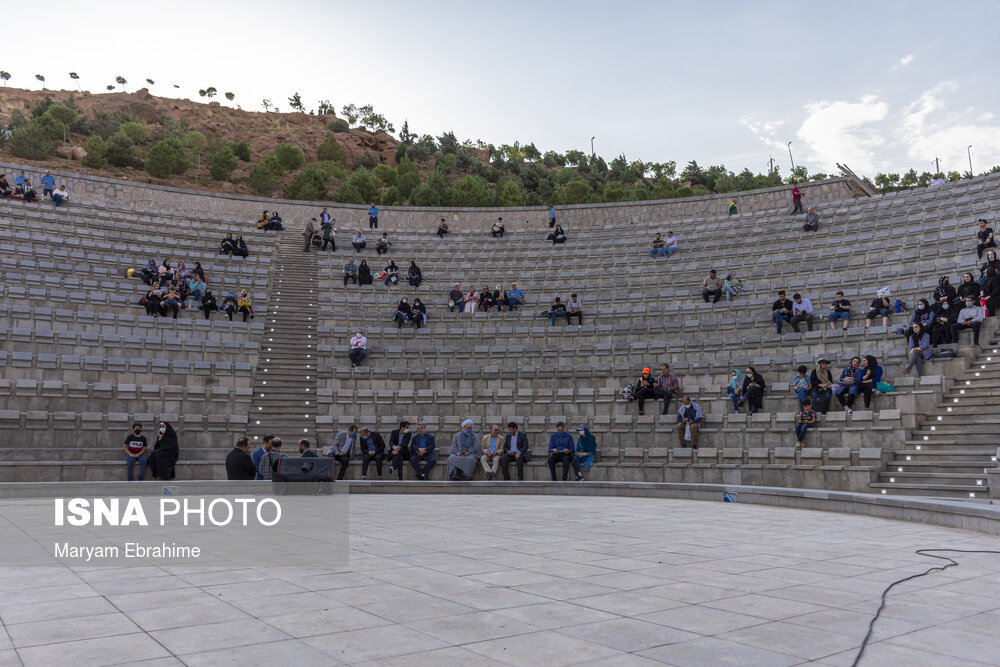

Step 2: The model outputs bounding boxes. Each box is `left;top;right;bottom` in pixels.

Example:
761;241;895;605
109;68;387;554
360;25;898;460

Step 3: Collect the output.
642;368;651;374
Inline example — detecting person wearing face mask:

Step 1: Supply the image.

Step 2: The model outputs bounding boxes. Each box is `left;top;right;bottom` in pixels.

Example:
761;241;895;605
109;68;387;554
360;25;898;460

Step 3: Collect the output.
393;298;413;329
387;421;412;480
956;272;982;306
739;367;767;414
200;288;218;320
932;298;955;345
480;424;504;480
326;426;357;480
575;424;598;478
348;329;367;366
834;357;861;410
448;419;479;480
411;298;427;329
909;299;935;328
906;323;932;376
122;423;147;481
951;296;985;346
358;427;386;480
147;422;179;481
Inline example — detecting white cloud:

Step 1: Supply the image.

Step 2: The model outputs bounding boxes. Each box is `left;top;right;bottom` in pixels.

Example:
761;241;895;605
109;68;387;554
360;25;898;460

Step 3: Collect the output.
794;96;890;174
899;54;914;67
737;114;787;153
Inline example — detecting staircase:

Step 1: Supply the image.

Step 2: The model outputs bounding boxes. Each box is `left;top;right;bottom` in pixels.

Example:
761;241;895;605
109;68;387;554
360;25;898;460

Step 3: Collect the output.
872;345;1000;499
247;232;320;447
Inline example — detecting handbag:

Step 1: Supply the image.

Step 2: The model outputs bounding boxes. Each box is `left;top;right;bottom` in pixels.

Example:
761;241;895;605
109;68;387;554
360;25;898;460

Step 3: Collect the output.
875;381;895;393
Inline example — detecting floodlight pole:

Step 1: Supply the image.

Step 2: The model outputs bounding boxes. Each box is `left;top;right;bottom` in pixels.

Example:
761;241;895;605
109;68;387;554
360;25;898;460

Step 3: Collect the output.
968;145;973;177
787;142;795;170
591;137;595;157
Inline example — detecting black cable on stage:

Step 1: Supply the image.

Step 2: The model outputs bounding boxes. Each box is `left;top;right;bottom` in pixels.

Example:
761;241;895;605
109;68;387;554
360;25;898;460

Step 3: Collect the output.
852;548;1000;667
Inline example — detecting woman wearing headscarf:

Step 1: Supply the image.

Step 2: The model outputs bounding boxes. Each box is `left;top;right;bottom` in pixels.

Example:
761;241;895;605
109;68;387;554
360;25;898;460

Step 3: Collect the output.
220;233;236;255
237;290;254;322
981;267;1000;316
220;291;238;321
981;250;1000;283
144;281;163;317
393;297;413;328
140;258;157;285
906;323;932;377
478;286;494;312
175;261;191;281
448;419;479;480
192;261;207;284
358;259;373;286
834;356;861;409
932;296;955;345
932;275;956;307
235;235;249;258
463;287;479;313
383;260;399;286
846;354;882;412
201;288;218;319
809;359;834;413
574;424;598;477
740;367;766;414
956;272;981;305
147;422;179;481
406;261;422;287
909;298;935;328
411;298;427;328
726;369;743;413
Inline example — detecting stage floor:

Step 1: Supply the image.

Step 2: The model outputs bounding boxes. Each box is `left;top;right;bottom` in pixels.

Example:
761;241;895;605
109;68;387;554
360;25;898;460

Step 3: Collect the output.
1;495;999;666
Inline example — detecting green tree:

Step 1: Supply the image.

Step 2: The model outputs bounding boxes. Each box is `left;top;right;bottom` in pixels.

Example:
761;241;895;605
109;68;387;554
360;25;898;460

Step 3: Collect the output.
284;166;329;200
345;169;381;202
341;103;359;126
224;91;235;101
230;141;251;161
521;143;541;162
409;183;440;206
146;78;155;86
437;131;460;154
106;85;114;91
145;139;180;178
8;125;56;160
247;163;279;195
118;121;151;144
209;146;238;180
316;133;346;165
565;149;586;166
104;130;142;167
354;151;378;169
182;130;207;168
288;92;304;112
373;164;397;186
494;179;525;206
449;175;491;207
115;75;127;91
436;153;457;174
555;179;594;205
335;182;364;204
80;135;109;168
317;99;335;115
396;170;420;199
273;142;305;170
205;87;217;98
41;104;78;142
680;160;707;186
35;74;45;89
261;98;272;112
399;119;415;143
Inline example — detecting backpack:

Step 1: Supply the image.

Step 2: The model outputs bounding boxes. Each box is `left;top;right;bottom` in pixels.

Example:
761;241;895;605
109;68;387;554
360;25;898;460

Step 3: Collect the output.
620;383;635;401
933;348;957;359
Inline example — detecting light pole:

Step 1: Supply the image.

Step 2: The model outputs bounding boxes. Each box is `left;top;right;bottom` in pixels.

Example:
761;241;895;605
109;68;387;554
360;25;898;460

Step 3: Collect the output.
968;145;974;177
787;142;795;170
591;136;595;157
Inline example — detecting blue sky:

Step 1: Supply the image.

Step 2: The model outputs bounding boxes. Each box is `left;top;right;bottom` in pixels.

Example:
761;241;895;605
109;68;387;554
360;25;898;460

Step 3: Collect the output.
3;0;998;178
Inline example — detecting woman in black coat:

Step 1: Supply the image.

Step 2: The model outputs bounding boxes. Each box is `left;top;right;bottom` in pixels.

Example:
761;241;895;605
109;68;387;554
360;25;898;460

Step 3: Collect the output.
740;366;767;414
982;268;1000;316
358;260;373;286
147;422;179;480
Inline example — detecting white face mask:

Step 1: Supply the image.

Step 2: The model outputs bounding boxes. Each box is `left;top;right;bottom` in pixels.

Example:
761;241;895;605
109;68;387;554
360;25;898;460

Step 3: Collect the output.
159;426;166;434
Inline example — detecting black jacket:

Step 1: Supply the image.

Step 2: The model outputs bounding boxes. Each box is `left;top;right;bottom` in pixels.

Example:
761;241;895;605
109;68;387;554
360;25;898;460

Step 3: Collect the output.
300;449;318;458
226;448;256;480
388;430;412;458
501;431;531;462
359;431;386;456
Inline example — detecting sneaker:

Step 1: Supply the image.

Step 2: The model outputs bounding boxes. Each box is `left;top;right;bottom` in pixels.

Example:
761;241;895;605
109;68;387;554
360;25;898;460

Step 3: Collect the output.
845;407;853;415
377;476;382;480
388;465;394;474
576;476;585;482
638;410;644;416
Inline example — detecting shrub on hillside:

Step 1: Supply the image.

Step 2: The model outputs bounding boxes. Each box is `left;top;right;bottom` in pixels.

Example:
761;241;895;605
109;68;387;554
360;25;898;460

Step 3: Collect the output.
8;124;56;160
328;119;350;133
409;183;440;207
316;161;347;180
555;179;595;205
104;131;142;168
145;139;188;178
273;142;304;170
247;164;278;195
31;95;56;118
372;164;397;186
260;154;285;176
346;169;380;203
334;182;364;204
449;175;492;207
494;180;525;207
316;133;346;165
209;146;238;181
394;143;407;163
230;141;251;162
40;105;78;140
283;166;329;200
436;153;457;174
383;186;402;205
118;121;151;145
354;151;378;170
80;135;109;169
396;171;419;200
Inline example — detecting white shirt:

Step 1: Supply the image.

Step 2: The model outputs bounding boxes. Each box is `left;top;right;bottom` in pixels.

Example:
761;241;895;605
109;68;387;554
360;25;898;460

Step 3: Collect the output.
350;335;366;349
568;298;581;311
54;187;69;198
792;298;814;316
664;235;677;248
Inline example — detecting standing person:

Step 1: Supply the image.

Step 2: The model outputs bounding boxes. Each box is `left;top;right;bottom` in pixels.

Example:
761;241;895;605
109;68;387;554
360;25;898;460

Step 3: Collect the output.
675;396;703;450
575;424;597;479
40;170;55;199
480;424;504;480
500;422;530;481
303;217;318;252
409;423;437;480
122;423;147;481
319;207;331;226
448;419;479;480
147;422;179;481
298;439;317;457
226;437;256;480
387;421;411;480
321;216;336;252
547;422;581;481
976;219;996;260
795;399;817;447
702;270;723;303
348;329;367;366
906;323;932;376
791;182;803;214
548;204;556;229
326;426;357;480
729;199;738;216
251;435;273;480
368;202;379;230
358;427;386;480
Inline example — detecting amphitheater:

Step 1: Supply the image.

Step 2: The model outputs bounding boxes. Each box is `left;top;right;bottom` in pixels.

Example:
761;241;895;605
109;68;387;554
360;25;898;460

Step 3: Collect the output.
2;161;1000;666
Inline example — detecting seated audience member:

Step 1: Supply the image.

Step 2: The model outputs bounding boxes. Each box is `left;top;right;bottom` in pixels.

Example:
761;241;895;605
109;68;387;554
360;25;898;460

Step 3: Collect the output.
411;298;427;328
52;184;70;207
478;285;495;312
407;261;422;287
200;288;218;319
834;356;861;410
790;293;814;332
723;273;744;302
566;293;583;325
810;359;834;412
493;284;508;311
981;268;1000;316
123;423;148;481
500;422;530;481
655;363;681;414
437;218;450;238
160;285;182;319
175;261;191;281
865;289;892;329
463;287;479;313
358;427;386;480
256;210;270;229
298;439;317;457
976;218;996;259
187;274;206;301
235;235;249;257
257;437;285;481
225;437;255;481
702;270;723;303
549;296;568;325
933;275;957;306
828;291;852;329
236;290;254;322
393;298;413;328
20;180;38;202
906;322;932;376
358;259;373;285
932;299;955;345
848;355;882;411
547;422;582;482
448;283;464;312
772;291;792;334
547;224;567;244
632;367;657;415
662;231;678;257
795;399;817;447
480;424;504;480
384;260;399;286
650;233;667;258
375;232;391;256
409;423;437;480
793;365;811;408
14;172;26;188
740;366;766;414
803;207;819;232
343;258;358;285
727;369;743;412
144;282;163;316
352;231;367;252
140;258;158;285
387;421;411;481
0;174;11;196
956;272;982;304
952;295;985;345
507;283;524;310
348;329;367;366
220;233;237;255
266;211;284;230
219;291;238;320
158;259;174;282
675;396;703;450
909;298;935;328
326;425;357;480
448;419;479;480
491;217;505;238
575;424;597;478
192;262;208;284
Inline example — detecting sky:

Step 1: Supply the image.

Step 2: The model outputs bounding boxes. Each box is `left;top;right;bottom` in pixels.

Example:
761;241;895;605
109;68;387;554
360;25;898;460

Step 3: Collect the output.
3;0;999;179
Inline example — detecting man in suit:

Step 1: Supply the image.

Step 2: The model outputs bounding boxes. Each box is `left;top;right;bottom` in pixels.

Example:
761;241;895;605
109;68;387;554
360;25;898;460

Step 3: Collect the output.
499;421;531;481
226;437;256;480
387;421;412;480
298;439;318;457
325;426;357;480
358;427;387;480
409;423;437;480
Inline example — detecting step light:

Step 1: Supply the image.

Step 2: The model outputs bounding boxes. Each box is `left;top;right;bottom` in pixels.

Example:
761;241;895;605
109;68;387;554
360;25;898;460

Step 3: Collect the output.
881;489;887;494
906;456;912;460
947;407;952;412
889;477;895;483
975;372;981;377
970;492;976;498
898;467;903;472
977;480;983;486
916;445;922;450
937;416;942;420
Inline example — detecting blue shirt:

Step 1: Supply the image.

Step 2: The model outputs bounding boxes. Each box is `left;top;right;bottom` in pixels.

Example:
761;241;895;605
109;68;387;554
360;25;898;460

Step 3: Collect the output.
508;289;523;302
369;206;379;217
41;174;55;190
251;446;266;480
488;436;498;452
548;207;556;219
411;433;435;453
548;431;575;453
15;174;26;187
